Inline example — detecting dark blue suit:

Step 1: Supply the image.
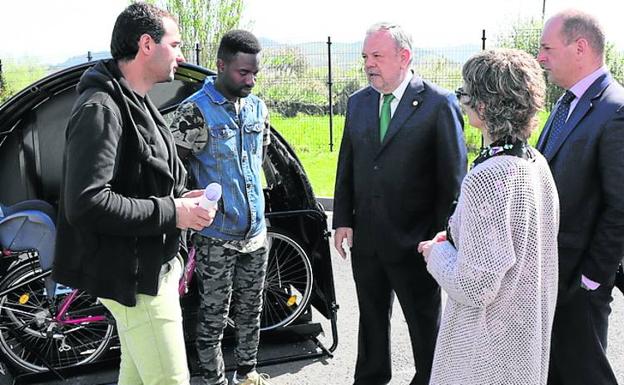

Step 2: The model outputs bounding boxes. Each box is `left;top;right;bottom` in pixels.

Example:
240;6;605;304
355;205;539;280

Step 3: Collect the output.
538;73;624;385
333;74;466;385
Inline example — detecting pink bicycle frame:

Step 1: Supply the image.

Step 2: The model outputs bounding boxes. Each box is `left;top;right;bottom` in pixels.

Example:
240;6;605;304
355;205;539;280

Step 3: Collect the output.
178;246;196;296
53;289;106;325
51;246;197;325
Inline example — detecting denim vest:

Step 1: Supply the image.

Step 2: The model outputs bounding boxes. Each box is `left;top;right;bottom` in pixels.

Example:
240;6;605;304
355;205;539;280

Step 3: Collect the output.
185;76;267;240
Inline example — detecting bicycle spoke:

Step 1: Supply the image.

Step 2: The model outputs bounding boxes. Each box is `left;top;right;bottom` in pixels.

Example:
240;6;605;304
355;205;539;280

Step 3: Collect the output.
0;262;115;373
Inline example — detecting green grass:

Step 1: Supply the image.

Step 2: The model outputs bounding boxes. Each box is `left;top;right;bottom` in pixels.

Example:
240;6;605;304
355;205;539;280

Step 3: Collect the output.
272;110;550;197
271;114;343;196
0;59;47;103
295;150;339;197
271;114;344;154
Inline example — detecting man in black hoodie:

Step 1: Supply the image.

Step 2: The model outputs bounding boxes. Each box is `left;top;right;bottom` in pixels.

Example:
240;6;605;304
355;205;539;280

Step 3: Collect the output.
52;3;215;384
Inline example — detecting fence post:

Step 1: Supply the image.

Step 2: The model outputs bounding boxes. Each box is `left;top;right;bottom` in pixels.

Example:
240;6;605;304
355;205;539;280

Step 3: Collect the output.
195;42;201;66
481;29;487;50
327;36;334;152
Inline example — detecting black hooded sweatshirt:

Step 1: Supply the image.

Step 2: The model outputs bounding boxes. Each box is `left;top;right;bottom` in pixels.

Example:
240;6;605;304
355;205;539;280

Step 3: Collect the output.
52;60;187;306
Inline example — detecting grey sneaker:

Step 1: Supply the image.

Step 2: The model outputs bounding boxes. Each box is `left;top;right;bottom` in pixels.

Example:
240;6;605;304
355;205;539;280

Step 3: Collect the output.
232;370;273;385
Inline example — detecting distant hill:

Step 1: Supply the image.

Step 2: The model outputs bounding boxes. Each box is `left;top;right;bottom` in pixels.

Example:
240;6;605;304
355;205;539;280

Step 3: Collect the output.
260;39;480;69
419;44;482;64
51;51;111;70
50;40;480;72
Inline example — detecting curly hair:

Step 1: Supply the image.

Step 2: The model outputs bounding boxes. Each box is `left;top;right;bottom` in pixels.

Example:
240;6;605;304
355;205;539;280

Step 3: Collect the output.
462;49;546;141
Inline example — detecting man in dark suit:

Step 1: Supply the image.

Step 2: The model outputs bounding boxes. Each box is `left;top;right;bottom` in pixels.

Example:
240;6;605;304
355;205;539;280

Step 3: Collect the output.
537;10;624;385
333;22;467;385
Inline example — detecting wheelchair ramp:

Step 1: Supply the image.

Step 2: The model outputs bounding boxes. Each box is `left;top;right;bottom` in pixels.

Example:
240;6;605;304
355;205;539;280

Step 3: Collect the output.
12;321;333;385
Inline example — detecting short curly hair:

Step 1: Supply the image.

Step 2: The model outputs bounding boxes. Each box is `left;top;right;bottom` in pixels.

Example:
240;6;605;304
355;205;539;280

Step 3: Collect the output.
217;30;262;63
461;49;546;141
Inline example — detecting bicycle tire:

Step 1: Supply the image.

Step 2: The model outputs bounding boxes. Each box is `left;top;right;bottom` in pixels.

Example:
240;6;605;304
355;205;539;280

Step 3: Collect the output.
0;262;115;373
227;228;314;331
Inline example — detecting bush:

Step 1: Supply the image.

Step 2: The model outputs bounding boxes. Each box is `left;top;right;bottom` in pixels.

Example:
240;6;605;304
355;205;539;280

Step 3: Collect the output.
415;55;463;91
257;79;328;117
0;58;47;103
0;76;13;104
255;49;331;117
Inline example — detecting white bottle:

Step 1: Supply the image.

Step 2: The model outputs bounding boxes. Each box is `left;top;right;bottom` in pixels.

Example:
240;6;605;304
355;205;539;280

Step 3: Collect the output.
199;183;222;210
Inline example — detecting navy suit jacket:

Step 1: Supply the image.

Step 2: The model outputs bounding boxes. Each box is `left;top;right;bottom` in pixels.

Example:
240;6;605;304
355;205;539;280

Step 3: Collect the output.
537;73;624;297
333;74;467;264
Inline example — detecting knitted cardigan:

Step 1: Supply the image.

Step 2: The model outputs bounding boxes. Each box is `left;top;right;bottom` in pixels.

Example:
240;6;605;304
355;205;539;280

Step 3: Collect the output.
427;153;559;385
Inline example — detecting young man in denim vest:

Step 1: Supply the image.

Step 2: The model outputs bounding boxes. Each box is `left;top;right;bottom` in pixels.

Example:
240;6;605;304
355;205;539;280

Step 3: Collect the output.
170;30;271;385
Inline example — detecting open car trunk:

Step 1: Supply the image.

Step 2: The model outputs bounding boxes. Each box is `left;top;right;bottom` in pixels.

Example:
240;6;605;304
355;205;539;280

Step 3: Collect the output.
0;62;337;361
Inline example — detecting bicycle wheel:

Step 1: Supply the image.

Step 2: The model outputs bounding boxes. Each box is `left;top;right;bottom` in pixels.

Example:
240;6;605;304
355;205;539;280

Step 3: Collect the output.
0;262;115;373
224;229;314;331
229;229;314;331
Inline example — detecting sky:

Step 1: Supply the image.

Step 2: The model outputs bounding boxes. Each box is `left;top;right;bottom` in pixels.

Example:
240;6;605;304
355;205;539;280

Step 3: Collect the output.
1;0;623;64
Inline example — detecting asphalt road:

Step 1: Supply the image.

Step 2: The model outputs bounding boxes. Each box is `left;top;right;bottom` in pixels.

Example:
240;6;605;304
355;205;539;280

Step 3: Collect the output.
14;213;623;385
244;212;624;385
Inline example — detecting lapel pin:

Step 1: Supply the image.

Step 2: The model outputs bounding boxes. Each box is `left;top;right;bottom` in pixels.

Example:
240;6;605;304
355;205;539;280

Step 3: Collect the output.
412;100;419;107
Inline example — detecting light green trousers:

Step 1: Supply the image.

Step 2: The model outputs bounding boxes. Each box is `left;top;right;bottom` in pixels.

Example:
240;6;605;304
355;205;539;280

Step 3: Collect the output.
100;255;190;385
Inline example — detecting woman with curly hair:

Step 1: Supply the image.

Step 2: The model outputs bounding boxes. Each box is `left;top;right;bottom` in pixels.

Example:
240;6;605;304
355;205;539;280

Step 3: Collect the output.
418;49;560;385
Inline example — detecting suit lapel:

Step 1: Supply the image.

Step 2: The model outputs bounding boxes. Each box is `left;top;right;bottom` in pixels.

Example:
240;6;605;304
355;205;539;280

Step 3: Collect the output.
542;74;611;160
363;88;382;150
378;75;424;156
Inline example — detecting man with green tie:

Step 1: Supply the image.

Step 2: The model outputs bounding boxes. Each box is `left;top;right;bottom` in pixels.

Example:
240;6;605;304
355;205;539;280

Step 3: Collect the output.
333;22;467;385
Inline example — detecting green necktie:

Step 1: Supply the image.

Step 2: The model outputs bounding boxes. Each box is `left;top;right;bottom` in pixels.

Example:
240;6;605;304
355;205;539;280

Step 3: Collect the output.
379;93;395;141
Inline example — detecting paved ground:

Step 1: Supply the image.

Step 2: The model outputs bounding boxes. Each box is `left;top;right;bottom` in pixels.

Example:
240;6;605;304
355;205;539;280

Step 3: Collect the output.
241;212;624;385
24;212;624;384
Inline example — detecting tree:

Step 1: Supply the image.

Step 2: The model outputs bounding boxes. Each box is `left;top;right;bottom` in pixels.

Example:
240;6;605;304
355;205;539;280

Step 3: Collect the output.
0;61;10;104
497;17;624;108
496;17;543;57
262;47;308;77
143;0;245;67
606;42;624;86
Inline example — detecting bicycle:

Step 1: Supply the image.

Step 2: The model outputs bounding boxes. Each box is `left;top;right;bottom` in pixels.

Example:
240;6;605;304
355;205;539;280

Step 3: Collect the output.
0;200;115;374
0;260;115;374
0;200;314;374
182;228;314;332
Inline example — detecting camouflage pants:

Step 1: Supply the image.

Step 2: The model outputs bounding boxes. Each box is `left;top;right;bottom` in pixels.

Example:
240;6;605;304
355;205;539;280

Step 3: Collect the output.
193;235;269;385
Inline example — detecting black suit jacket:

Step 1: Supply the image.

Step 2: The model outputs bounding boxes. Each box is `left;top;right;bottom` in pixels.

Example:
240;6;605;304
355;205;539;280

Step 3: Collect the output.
333;75;467;263
537;73;624;298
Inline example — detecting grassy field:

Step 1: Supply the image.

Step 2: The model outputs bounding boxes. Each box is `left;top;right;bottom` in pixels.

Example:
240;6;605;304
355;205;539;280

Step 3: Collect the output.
272;111;549;197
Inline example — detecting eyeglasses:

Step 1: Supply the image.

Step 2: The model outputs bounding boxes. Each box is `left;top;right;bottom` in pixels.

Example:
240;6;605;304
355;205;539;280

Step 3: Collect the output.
455;87;469;100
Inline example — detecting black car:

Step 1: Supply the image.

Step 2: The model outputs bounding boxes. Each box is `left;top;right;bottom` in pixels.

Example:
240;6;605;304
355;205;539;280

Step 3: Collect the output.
0;62;337;381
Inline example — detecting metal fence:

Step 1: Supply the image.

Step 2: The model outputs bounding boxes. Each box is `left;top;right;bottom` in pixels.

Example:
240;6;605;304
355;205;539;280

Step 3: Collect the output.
254;35;483;153
254;26;624;153
4;27;624;153
0;31;506;152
